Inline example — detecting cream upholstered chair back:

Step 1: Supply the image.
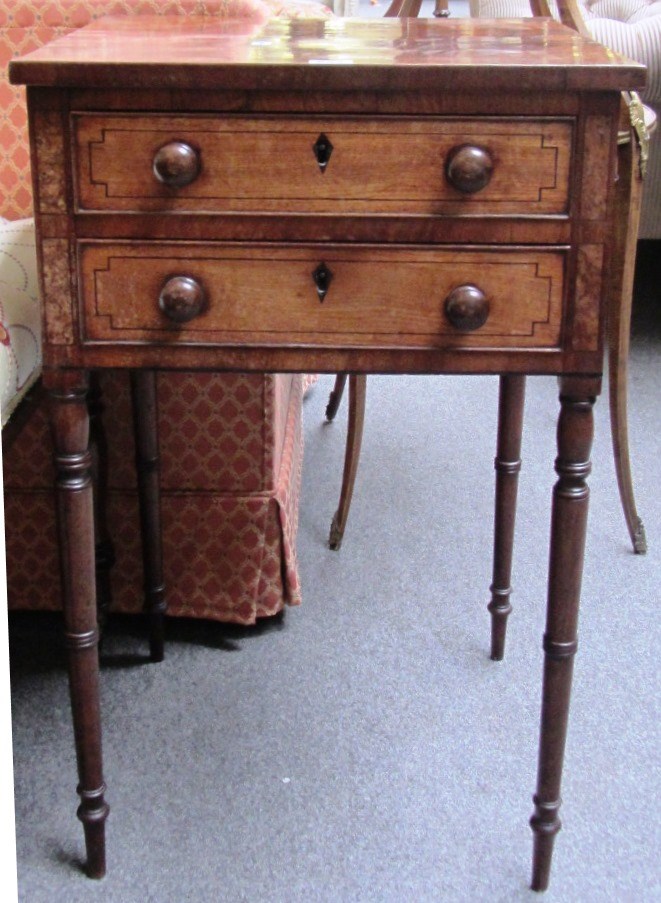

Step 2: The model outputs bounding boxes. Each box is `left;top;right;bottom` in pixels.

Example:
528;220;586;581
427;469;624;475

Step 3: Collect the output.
469;0;661;238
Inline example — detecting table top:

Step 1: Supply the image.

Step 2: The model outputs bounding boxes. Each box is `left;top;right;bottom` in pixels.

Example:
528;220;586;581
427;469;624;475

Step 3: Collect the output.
10;16;645;93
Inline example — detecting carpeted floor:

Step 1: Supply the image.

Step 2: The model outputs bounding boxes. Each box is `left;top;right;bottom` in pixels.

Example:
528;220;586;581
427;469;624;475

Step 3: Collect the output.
8;239;660;901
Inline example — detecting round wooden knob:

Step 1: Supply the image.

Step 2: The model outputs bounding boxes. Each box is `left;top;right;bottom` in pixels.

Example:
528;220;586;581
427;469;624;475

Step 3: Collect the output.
158;276;206;323
445;145;494;194
152;141;200;188
444;284;490;332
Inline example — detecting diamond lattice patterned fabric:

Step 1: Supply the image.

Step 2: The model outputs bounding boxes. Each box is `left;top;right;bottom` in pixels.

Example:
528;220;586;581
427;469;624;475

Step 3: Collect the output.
2;0;326;622
0;0;331;219
4;372;304;623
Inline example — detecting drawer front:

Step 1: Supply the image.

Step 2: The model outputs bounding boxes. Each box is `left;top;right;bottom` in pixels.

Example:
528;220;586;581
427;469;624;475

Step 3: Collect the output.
79;243;565;350
74;115;572;215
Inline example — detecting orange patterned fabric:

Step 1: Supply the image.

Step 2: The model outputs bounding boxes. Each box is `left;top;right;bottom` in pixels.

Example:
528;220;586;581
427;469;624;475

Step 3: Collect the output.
5;370;304;624
1;0;326;622
0;0;331;219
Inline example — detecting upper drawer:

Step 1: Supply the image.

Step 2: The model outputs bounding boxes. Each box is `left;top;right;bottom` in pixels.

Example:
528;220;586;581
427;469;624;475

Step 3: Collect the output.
73;114;572;216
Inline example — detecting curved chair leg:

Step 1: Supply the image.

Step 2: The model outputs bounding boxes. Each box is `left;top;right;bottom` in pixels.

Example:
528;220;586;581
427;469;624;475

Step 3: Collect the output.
609;310;647;554
325;373;348;422
608;125;647;553
130;370;167;662
329;374;366;551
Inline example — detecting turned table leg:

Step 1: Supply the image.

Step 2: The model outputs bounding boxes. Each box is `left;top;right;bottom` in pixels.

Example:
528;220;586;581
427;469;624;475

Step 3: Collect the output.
488;374;525;660
130;370;166;663
48;371;109;879
530;376;596;891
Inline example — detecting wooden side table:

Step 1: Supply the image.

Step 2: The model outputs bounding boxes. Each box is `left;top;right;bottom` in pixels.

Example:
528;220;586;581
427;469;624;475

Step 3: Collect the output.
10;15;644;891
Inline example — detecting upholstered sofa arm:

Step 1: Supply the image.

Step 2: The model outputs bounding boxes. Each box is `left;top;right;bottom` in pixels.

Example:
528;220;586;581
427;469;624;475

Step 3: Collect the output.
0;218;40;427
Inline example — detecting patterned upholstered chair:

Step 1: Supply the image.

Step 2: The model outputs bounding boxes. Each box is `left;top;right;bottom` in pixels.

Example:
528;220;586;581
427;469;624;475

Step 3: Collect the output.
1;0;331;638
327;0;657;556
470;0;661;239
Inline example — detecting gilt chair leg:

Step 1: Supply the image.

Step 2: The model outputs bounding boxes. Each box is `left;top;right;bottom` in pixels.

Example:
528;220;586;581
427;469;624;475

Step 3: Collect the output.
329;375;367;551
609;317;647;554
130;370;166;662
608;128;647;553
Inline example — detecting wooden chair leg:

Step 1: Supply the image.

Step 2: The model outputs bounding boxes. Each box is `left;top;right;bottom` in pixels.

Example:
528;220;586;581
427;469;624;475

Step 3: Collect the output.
130;370;166;662
489;374;525;661
329;374;366;551
325;373;348;422
608;128;647;553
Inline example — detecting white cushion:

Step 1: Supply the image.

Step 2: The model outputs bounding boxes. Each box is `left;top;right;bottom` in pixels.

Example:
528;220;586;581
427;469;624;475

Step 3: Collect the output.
0;218;41;428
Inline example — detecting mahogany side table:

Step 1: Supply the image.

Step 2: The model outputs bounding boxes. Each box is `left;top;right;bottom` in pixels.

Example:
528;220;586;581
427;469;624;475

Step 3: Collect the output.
10;15;644;891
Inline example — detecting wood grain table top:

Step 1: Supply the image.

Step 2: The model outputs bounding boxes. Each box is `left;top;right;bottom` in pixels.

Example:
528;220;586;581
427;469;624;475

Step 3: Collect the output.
10;16;646;93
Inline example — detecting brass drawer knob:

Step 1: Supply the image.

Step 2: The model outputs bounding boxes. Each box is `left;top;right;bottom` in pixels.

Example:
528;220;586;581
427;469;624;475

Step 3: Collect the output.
158;275;206;323
444;284;490;331
152;141;200;188
445;144;494;194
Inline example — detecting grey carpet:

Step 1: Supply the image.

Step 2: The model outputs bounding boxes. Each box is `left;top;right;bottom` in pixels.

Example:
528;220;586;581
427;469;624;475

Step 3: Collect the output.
9;243;660;901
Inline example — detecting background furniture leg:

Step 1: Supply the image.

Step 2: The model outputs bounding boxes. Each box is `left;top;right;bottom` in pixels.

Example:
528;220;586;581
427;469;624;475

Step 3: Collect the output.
48;370;108;878
325;373;348;422
88;372;116;637
130;370;166;662
329;375;367;551
530;376;596;892
488;373;525;660
609;121;647;553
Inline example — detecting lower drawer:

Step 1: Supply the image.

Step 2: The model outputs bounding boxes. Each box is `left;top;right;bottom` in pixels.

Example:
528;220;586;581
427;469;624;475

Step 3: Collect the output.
79;243;565;350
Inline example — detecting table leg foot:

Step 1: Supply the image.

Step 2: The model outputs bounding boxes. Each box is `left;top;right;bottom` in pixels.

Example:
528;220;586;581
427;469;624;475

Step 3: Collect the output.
530;795;561;891
78;783;109;878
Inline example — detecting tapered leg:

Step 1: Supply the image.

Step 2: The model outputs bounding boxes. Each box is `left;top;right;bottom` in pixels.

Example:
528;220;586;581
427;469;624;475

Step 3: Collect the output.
48;370;108;879
530;377;597;892
329;374;366;550
325;373;348;422
608;127;647;553
88;373;116;636
130;370;166;663
489;374;526;660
